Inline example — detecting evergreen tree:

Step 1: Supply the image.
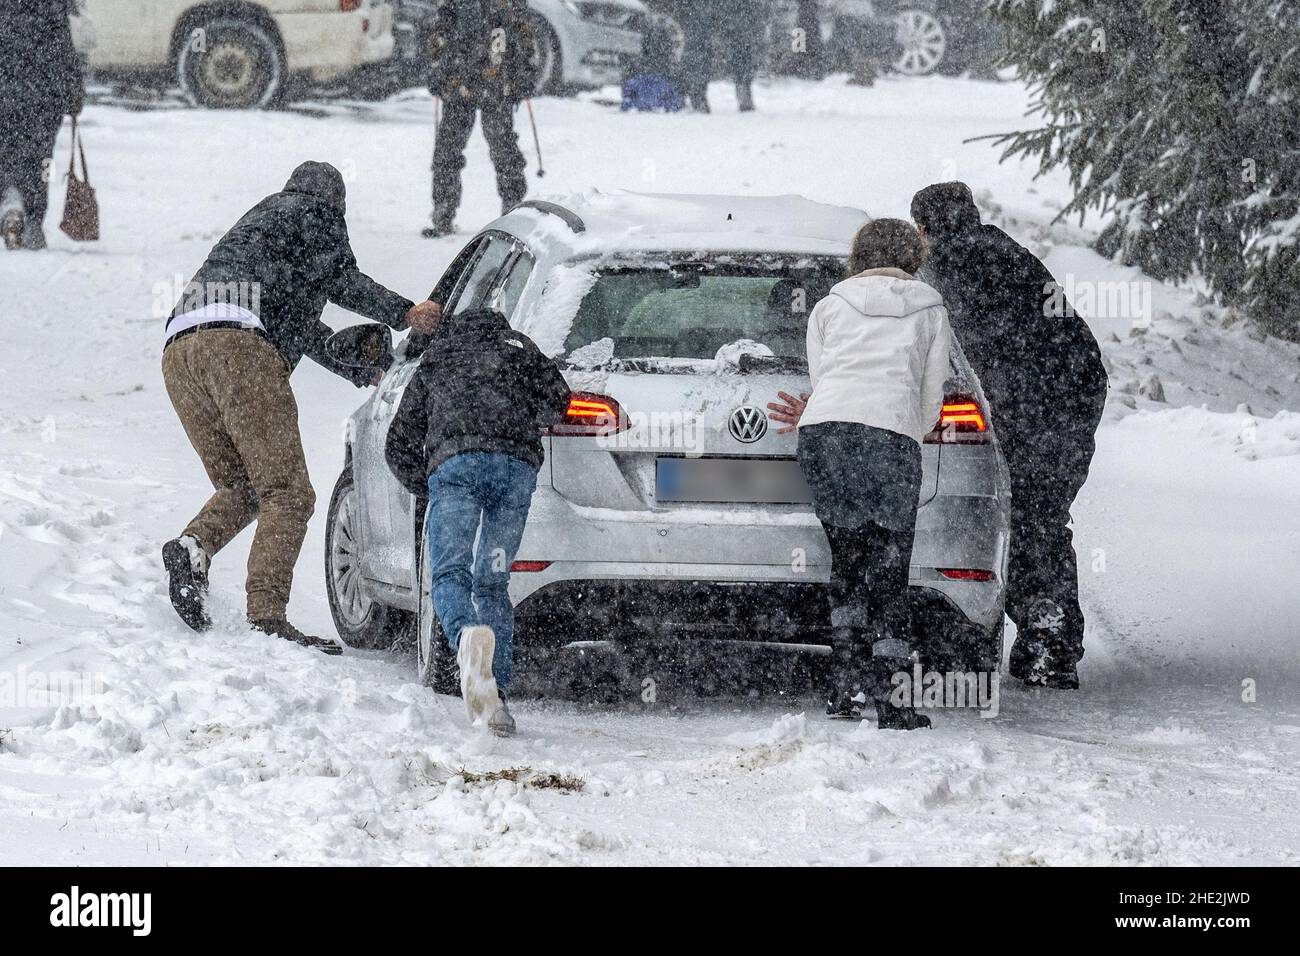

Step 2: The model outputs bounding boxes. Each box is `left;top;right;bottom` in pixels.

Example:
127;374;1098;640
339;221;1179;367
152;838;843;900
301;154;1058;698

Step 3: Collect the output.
990;0;1299;338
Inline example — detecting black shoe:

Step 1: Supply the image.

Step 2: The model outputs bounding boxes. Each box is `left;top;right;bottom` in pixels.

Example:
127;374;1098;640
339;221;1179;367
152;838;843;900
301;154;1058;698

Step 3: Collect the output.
824;625;871;718
421;220;455;239
162;537;211;632
826;690;867;719
1009;631;1080;689
874;701;932;731
867;654;932;730
249;618;343;656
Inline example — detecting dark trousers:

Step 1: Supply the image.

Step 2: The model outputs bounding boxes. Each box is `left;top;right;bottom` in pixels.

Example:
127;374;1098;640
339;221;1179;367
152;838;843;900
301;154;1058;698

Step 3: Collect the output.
431;96;527;224
1002;400;1104;663
680;5;763;106
824;522;916;648
0;105;64;224
799;422;922;681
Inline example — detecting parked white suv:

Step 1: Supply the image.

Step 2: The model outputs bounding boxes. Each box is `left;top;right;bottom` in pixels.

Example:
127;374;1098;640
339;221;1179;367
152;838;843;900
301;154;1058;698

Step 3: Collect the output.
71;0;396;108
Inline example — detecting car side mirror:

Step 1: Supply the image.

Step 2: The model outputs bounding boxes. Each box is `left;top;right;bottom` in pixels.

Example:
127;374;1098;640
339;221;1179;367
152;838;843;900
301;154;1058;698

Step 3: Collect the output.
325;324;395;372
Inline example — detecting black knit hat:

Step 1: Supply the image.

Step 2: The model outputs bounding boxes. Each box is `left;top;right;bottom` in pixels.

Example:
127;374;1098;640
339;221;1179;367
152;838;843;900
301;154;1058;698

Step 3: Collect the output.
910;182;980;235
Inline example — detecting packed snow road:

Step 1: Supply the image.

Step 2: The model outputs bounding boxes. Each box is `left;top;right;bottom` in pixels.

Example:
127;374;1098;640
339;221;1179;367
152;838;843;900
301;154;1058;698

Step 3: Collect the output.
2;77;1298;865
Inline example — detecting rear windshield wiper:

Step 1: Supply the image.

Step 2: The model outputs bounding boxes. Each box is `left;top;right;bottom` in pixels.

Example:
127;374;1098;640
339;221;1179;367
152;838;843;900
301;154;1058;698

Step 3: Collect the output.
738;354;808;374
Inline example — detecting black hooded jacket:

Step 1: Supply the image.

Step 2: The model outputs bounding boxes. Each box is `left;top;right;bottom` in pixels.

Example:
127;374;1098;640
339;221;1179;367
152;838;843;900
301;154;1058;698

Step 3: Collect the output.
920;220;1108;455
385;309;571;495
428;0;538;104
166;162;413;384
0;0;84;116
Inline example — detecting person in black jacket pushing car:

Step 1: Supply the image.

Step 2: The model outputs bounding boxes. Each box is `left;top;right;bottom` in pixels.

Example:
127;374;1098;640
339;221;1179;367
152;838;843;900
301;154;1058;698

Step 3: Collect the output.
386;307;570;736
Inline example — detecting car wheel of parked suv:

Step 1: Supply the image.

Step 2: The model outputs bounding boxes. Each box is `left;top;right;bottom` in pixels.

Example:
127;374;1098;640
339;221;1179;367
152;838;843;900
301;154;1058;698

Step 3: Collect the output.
415;509;460;695
177;17;286;109
528;14;562;95
325;467;413;650
891;4;948;76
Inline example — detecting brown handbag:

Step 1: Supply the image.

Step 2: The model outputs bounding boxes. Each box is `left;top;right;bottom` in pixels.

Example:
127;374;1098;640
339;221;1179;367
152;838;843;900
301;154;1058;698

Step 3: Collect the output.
59;117;99;242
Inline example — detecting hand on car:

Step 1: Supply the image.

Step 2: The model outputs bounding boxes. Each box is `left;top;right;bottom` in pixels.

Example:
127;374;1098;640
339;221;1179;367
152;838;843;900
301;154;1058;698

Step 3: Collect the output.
767;390;810;434
405;300;442;335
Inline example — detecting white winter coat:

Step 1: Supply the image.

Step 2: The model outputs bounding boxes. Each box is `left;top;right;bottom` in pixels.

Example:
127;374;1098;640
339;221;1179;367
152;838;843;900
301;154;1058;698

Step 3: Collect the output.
800;268;952;445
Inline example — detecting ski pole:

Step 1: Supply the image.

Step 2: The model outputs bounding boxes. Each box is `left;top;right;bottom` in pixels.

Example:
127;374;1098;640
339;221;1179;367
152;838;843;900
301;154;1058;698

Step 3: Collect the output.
525;98;546;178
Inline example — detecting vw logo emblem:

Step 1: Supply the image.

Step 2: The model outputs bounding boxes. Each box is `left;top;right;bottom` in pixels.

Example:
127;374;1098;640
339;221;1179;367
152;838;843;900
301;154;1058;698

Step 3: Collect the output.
728;406;768;443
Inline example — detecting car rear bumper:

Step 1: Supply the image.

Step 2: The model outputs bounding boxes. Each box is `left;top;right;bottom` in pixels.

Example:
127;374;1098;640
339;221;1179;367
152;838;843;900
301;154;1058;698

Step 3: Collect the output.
280;5;396;80
510;488;1008;630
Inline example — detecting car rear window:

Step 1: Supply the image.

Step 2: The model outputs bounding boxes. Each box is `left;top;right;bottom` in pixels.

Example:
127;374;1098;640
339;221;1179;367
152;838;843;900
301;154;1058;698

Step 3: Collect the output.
561;263;841;363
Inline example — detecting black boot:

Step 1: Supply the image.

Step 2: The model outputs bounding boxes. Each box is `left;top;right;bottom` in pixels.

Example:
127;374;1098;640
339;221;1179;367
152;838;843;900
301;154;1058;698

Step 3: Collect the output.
1009;630;1080;689
162;536;211;632
422;209;456;238
867;655;931;731
825;626;870;719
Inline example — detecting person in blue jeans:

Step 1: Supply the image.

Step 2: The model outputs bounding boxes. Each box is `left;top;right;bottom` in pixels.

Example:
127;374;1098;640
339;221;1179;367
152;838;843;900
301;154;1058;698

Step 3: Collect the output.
386;308;570;736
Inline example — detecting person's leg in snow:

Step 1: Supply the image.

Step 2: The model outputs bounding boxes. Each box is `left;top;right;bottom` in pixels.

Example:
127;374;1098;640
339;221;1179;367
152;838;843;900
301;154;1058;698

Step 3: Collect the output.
470;456;538;691
0;105;62;250
427;97;477;236
799;422;930;729
161;331;338;655
479;99;528;215
426;453;534;736
1004;404;1102;688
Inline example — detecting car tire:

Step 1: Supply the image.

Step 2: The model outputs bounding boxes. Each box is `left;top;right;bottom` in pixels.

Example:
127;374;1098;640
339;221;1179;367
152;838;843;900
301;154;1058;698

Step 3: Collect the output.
177;17;285;109
325;466;414;650
890;3;949;77
415;507;460;695
528;15;562;95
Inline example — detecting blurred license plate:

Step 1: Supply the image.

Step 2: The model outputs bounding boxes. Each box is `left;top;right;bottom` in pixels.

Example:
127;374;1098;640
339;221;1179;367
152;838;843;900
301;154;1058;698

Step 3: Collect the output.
656;458;811;504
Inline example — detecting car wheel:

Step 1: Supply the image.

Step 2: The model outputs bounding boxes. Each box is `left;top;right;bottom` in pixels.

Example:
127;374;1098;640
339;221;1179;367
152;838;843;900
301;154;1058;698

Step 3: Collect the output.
177;17;285;109
528;15;562;96
891;6;947;76
325;466;413;650
416;507;460;695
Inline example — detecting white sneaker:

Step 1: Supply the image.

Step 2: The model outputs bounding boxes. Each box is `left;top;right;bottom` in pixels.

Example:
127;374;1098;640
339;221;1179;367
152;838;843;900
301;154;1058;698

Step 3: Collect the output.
456;626;500;728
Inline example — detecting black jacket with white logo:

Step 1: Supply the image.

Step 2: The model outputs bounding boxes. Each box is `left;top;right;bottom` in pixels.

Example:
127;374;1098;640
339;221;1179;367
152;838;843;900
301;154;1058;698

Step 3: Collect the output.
385;309;571;495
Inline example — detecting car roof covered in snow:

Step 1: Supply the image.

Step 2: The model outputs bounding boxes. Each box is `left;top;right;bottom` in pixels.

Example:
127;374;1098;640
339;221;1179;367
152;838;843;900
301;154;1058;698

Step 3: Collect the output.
492;190;870;259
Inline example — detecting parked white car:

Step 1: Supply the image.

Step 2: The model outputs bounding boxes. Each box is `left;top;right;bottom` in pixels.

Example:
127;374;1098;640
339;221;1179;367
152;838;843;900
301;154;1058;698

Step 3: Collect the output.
71;0;397;108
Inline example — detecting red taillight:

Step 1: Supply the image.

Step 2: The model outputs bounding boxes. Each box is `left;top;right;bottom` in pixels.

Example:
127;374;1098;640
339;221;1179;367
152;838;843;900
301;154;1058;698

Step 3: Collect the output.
924;393;989;444
340;0;361;12
938;568;996;582
510;561;552;573
547;392;629;437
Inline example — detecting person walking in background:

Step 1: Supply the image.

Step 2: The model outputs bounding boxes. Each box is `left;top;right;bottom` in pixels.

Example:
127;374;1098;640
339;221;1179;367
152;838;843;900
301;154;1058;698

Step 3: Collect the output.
0;0;85;250
385;307;570;737
910;182;1108;690
161;162;442;652
767;219;950;730
680;0;769;113
424;0;539;237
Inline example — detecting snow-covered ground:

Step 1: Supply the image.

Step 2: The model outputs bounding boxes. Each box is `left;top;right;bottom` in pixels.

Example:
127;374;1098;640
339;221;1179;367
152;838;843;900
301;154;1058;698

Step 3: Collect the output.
2;76;1298;865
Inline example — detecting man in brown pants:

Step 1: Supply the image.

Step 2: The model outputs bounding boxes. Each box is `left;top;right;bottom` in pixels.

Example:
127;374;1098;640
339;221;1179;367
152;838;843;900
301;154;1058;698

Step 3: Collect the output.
161;162;441;653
